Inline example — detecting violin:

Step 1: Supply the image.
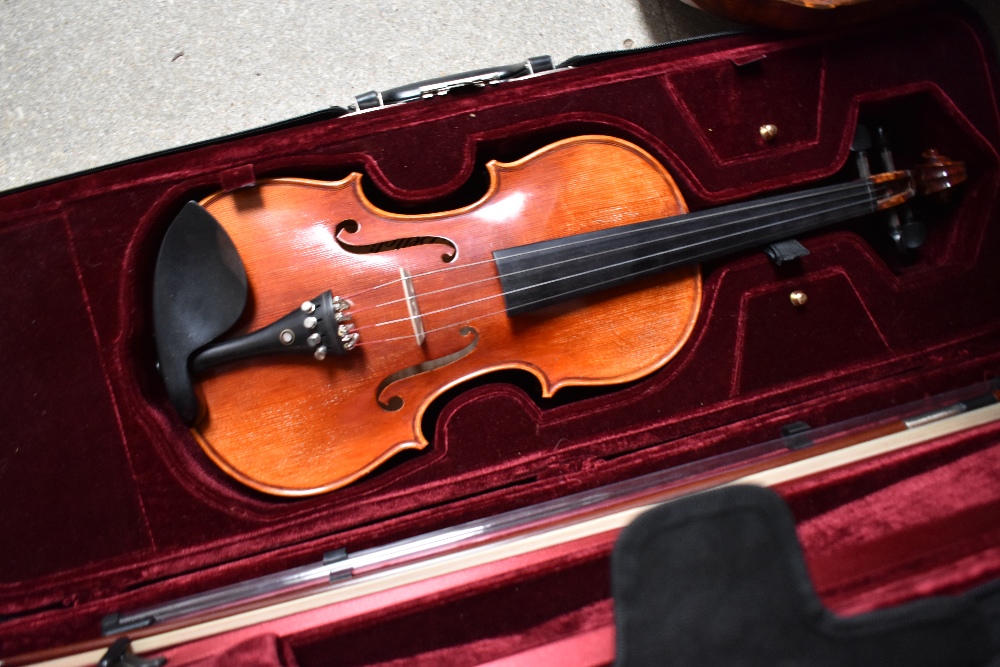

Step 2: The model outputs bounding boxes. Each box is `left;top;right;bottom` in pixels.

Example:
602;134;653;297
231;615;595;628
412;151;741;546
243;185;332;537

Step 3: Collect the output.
153;134;964;496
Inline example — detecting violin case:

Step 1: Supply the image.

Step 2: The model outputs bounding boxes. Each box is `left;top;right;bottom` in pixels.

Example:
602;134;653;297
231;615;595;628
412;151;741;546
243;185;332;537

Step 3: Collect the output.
4;5;1000;664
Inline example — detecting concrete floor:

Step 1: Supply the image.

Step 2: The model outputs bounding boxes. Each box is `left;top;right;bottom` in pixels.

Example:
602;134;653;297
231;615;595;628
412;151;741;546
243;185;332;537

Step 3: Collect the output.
1;1;996;192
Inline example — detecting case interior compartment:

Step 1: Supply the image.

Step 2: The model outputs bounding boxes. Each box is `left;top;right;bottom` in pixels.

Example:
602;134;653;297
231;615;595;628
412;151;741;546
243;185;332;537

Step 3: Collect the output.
2;7;1000;658
153;419;1000;667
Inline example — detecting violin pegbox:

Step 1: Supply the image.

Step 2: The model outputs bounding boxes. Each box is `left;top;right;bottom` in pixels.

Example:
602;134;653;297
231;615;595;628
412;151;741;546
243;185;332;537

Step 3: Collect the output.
852;125;964;252
897;148;967;250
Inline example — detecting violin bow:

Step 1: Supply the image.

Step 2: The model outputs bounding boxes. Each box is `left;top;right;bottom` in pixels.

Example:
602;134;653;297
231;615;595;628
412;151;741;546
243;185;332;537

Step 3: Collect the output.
8;378;1000;667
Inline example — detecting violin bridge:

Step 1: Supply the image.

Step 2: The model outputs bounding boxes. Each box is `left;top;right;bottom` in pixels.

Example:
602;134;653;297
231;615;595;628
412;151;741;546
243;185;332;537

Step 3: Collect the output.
400;267;426;346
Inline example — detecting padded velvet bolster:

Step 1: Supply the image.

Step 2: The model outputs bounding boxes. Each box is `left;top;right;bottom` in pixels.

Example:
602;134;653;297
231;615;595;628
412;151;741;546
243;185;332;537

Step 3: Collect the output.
612;485;998;667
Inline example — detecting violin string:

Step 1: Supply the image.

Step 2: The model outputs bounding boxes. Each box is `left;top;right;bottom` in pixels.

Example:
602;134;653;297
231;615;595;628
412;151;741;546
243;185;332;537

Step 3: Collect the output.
347;181;884;326
355;185;884;343
357;200;860;346
357;184;882;336
351;182;881;326
342;178;881;305
352;180;882;321
360;186;879;334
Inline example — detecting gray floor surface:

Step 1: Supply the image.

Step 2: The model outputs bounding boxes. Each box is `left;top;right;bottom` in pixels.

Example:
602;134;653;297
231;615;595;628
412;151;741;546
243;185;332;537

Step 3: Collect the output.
1;1;997;192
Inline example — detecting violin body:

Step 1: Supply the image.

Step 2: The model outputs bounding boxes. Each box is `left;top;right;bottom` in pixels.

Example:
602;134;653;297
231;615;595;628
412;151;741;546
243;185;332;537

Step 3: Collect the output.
194;137;701;496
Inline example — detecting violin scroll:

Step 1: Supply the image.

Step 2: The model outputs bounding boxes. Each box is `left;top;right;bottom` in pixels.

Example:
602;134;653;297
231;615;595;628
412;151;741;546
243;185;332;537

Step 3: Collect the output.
871;149;965;212
914;149;967;197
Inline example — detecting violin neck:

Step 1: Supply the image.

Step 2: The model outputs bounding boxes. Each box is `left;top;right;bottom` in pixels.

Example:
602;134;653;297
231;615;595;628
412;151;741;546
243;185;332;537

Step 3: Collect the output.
493;178;879;315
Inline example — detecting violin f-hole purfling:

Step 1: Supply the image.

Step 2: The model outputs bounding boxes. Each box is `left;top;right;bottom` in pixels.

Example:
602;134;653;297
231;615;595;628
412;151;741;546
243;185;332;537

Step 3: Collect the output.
152;134;965;496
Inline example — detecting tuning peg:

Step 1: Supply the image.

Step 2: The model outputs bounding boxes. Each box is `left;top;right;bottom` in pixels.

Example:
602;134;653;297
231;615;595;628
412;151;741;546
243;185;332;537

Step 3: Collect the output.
900;220;928;250
852;125;872;178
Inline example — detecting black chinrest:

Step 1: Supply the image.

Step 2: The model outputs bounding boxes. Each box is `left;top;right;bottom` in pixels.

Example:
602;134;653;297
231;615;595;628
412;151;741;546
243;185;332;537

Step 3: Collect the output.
152;202;248;425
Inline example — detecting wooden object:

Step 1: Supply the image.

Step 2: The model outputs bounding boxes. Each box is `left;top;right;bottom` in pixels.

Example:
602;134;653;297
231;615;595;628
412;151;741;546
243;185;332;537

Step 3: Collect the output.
195;137;701;495
679;0;929;31
184;136;963;496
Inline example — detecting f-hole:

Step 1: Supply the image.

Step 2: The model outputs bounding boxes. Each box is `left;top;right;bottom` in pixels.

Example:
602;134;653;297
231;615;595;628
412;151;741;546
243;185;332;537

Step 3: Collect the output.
376;327;480;411
335;219;458;263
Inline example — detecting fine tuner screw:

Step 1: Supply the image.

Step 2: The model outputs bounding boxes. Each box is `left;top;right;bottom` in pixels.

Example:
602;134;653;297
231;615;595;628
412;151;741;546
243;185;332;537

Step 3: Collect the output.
342;333;359;351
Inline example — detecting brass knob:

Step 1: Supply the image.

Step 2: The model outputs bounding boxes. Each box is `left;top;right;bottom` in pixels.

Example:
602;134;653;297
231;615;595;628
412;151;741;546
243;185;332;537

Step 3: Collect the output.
789;291;808;307
759;124;778;142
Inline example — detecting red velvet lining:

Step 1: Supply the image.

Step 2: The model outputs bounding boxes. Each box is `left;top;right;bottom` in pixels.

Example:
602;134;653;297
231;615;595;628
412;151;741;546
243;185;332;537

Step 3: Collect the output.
665;46;826;163
477;627;615;667
160;534;617;667
785;420;1000;613
169;430;1000;667
274;431;1000;667
2;7;1000;659
266;540;616;667
171;635;289;667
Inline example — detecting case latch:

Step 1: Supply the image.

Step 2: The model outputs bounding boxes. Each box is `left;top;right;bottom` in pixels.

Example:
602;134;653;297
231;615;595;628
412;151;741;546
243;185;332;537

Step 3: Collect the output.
353;56;553;110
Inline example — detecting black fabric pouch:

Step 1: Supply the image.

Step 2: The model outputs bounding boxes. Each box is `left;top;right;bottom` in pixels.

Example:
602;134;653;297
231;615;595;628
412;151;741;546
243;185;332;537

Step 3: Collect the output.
611;485;1000;666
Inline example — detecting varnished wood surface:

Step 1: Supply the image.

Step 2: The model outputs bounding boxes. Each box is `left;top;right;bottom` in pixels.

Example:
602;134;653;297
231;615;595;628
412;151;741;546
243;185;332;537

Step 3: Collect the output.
681;0;928;30
195;136;701;495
